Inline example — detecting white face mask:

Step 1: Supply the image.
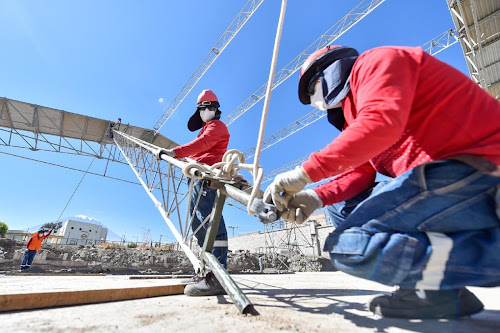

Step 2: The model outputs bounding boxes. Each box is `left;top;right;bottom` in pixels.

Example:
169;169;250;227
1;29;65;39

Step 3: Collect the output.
200;109;216;123
309;80;328;111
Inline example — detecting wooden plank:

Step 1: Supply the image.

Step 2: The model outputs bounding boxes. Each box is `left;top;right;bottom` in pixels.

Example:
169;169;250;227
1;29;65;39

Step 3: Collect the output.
0;284;185;312
129;275;192;280
6;272;106;276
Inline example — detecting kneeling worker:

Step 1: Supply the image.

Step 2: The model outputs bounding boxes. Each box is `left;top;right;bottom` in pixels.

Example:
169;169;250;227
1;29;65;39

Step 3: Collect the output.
265;45;500;319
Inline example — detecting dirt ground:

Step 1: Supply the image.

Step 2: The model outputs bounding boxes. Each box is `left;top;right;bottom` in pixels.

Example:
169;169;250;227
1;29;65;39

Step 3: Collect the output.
1;272;499;333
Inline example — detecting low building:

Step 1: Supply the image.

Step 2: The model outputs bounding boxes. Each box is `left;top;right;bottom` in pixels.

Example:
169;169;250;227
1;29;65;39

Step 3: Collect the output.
5;220;108;246
4;229;32;242
54;220;108;245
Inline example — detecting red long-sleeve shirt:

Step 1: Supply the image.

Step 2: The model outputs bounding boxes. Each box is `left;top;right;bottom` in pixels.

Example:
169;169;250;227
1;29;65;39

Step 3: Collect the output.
173;119;230;166
303;46;500;206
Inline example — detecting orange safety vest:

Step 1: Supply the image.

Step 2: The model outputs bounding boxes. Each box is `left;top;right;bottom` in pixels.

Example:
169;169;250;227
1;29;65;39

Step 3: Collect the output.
26;231;51;251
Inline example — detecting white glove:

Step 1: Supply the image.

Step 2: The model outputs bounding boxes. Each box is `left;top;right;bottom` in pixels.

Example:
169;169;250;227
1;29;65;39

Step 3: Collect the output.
157;148;176;160
263;166;312;211
281;189;323;225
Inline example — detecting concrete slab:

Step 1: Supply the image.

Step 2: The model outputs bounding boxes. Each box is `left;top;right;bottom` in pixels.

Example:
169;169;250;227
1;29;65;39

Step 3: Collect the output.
1;272;499;332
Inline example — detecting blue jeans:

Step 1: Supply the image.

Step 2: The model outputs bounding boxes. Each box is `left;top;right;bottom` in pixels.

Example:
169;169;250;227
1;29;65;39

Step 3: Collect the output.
327;183;378;228
324;160;500;290
190;179;228;268
20;249;37;269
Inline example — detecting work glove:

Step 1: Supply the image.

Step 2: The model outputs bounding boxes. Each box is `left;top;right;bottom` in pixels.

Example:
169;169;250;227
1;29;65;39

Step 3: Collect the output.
156;148;176;160
281;189;323;225
263;166;312;211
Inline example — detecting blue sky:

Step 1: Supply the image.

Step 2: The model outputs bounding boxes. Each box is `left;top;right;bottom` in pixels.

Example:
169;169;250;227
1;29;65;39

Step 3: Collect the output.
0;1;468;243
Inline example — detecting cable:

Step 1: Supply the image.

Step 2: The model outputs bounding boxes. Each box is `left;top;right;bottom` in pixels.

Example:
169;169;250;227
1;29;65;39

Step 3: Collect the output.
0;150;139;185
248;0;287;215
54;157;95;223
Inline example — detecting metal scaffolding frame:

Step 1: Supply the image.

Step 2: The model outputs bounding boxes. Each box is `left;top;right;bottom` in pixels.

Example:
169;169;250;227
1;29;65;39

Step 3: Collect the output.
0;97;177;184
422;29;460;55
263;219;319;273
263;156;308;184
446;0;500;99
153;0;264;134
223;0;387;126
113;129;277;313
243;108;326;159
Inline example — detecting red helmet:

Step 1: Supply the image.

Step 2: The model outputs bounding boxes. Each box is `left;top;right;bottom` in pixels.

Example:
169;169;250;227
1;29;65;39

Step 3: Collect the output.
188;89;221;131
197;89;218;104
298;45;359;105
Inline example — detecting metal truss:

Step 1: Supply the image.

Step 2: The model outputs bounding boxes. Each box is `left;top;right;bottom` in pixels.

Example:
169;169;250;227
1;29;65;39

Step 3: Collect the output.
447;0;484;85
0;126;122;161
0;118;136;184
243;108;326;159
263;219;319;272
0;120;158;185
153;0;264;134
263;156;308;184
0;97;115;157
223;0;387;126
113;130;278;313
446;0;500;88
423;29;460;55
113;131;199;267
0;97;178;184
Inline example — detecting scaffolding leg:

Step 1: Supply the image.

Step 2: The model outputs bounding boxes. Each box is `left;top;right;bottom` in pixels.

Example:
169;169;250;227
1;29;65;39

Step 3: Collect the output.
200;189;254;314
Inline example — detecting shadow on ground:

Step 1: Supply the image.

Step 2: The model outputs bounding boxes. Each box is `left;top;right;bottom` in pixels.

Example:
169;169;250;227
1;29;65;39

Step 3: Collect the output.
233;278;500;333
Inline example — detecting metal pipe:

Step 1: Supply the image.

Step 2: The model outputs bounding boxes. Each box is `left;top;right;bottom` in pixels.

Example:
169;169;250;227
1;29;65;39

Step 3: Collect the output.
201;190;226;255
160;154;200;178
115;130;201;178
203;252;254;314
222;184;278;223
221;183;250;205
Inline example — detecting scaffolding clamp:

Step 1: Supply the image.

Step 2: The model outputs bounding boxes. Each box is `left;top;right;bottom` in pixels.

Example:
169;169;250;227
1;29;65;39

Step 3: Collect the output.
250;198;278;223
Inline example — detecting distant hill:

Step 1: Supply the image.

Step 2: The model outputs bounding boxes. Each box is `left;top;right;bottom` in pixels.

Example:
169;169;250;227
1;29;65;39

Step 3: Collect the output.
28;215;122;241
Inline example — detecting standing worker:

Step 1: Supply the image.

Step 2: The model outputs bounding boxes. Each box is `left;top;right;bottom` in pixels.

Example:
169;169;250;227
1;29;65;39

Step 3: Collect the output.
264;45;500;319
20;228;53;271
158;89;230;296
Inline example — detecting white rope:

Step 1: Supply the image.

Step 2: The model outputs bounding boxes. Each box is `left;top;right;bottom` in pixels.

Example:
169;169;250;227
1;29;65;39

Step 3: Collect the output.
248;0;287;215
176;1;287;216
55;157;95;223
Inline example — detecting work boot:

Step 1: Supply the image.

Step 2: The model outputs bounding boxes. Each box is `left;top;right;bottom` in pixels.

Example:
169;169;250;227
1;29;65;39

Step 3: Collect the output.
369;287;484;319
180;274;203;284
184;272;227;296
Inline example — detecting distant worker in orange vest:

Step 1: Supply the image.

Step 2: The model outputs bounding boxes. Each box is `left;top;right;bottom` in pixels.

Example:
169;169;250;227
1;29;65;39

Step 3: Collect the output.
20;228;53;271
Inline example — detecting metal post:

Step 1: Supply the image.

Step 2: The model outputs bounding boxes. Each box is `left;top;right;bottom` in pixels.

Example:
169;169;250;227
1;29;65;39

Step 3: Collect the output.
199;188;254;314
200;189;226;268
203;252;254;314
228;225;238;237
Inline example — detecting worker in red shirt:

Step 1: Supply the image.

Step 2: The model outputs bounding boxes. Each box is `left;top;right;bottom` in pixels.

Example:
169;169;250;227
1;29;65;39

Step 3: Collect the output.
159;89;229;296
20;228;53;271
264;45;500;319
